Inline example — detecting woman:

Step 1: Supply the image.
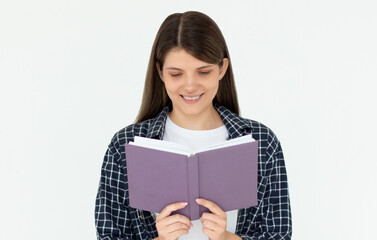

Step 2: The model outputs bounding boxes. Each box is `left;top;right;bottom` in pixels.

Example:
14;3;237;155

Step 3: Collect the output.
95;11;292;240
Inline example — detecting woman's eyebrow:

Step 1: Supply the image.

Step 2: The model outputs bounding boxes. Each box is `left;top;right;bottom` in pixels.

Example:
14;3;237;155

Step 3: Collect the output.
166;67;182;70
197;65;214;69
166;65;214;70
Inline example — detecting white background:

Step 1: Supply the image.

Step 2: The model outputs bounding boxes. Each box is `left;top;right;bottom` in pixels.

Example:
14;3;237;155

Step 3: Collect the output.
1;0;376;239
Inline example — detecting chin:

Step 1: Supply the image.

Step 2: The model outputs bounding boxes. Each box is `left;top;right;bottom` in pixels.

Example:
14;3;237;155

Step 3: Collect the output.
178;104;213;117
180;108;203;116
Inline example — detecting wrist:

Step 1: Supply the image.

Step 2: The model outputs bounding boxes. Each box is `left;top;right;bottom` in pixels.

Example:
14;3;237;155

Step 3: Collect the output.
226;231;242;240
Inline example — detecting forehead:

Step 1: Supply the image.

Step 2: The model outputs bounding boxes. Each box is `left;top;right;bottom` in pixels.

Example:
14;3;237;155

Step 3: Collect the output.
163;49;214;69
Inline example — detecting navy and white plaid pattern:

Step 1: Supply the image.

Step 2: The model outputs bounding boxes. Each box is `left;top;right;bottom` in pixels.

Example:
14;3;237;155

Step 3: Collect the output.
95;103;292;239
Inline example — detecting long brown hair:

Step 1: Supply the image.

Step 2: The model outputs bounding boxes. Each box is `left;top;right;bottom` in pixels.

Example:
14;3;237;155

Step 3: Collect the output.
135;11;239;123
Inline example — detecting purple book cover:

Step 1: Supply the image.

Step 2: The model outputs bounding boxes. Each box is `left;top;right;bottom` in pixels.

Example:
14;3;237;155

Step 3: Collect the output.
125;140;258;221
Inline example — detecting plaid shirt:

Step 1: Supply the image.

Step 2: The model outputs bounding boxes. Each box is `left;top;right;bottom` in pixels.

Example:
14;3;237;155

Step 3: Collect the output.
95;103;292;239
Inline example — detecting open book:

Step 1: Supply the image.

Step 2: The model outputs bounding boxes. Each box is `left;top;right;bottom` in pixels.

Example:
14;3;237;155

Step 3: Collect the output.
125;135;258;221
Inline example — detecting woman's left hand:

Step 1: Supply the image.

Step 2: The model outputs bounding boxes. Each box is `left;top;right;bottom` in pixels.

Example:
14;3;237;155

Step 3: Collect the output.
196;198;229;240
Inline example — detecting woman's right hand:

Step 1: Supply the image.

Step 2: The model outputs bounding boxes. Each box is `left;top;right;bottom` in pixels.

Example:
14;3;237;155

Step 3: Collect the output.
155;202;193;240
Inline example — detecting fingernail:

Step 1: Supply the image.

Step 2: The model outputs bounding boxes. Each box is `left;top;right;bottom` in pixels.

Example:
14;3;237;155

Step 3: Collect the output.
181;202;188;206
196;199;201;203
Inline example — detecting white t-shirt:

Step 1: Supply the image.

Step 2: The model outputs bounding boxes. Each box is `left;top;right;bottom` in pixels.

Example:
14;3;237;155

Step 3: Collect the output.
154;116;239;240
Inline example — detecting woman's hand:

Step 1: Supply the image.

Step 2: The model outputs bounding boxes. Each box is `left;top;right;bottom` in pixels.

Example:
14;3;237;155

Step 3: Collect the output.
196;198;240;240
155;202;193;240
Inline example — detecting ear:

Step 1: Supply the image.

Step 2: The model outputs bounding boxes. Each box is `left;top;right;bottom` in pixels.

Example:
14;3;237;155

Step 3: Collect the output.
219;58;229;80
156;62;164;82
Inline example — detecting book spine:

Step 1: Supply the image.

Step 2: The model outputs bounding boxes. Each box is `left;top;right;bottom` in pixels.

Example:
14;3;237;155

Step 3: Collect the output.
187;154;200;220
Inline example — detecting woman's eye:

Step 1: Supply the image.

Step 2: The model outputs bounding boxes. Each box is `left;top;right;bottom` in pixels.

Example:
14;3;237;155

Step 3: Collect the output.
199;71;210;75
170;73;182;77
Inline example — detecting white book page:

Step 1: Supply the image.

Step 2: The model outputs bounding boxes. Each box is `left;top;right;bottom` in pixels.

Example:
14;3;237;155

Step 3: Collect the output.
196;134;255;153
129;135;255;156
130;137;191;155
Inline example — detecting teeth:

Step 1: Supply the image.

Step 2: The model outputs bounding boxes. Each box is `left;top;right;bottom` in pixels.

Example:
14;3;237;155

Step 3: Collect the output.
183;95;201;100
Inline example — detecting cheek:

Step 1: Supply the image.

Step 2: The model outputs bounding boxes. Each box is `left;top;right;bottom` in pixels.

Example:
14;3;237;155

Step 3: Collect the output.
164;82;180;96
206;79;220;92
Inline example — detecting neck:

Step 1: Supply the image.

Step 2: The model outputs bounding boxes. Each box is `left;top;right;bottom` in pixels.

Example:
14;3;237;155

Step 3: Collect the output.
168;106;224;130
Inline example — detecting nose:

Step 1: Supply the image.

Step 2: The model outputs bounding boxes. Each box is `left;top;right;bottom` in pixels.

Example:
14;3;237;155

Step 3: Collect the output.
183;74;199;92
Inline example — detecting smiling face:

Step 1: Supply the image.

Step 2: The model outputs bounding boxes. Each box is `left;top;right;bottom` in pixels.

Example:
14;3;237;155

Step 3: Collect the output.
157;48;228;128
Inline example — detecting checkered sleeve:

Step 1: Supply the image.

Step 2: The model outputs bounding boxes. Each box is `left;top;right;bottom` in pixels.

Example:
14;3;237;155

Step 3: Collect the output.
238;131;292;239
95;139;134;240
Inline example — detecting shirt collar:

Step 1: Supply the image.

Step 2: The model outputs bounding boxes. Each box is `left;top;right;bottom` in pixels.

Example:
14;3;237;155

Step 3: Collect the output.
213;102;251;139
145;104;171;140
145;103;251;140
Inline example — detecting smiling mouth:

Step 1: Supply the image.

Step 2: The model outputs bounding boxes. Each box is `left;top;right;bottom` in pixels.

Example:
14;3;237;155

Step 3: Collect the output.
181;93;204;100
